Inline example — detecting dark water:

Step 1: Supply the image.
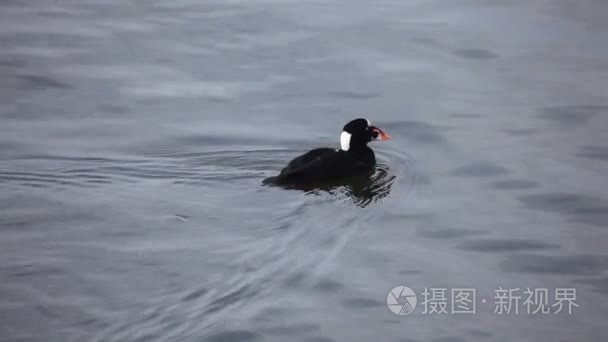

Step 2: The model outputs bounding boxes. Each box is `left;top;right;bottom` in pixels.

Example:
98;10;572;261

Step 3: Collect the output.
1;0;608;341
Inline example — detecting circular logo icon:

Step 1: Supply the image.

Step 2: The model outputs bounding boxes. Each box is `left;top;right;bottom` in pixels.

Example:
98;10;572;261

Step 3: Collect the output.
387;286;417;315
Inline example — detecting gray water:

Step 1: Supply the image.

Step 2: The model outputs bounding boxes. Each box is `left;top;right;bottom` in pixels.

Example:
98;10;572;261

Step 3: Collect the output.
1;0;608;341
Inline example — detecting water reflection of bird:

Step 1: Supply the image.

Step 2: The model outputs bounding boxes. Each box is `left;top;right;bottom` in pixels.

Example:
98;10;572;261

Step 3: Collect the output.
323;164;395;207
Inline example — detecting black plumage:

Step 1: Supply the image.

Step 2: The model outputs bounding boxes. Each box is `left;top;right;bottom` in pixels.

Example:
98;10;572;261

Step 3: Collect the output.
264;118;390;186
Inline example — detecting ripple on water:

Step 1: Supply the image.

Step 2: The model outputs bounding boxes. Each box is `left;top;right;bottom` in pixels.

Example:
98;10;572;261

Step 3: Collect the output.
500;254;608;276
537;105;608;127
259;323;320;337
312;278;344;293
500;128;538;136
417;228;485;240
95;145;376;340
491;179;540;190
518;192;608;227
456;238;560;253
453;48;498;60
304;337;336;342
374;147;419;198
324;163;397;208
0;155;147;189
17;74;71;90
205;330;261;342
575;277;608;297
0;148;293;191
431;337;468;342
7;140;417;341
341;297;384;310
575;145;608;162
468;329;494;338
449;161;510;178
260;144;417;208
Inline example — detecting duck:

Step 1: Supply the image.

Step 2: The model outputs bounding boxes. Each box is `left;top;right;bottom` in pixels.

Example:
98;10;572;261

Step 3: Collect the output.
263;118;390;186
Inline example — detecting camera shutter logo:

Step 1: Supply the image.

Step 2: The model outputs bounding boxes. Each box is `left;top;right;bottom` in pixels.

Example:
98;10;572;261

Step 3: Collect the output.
387;286;417;315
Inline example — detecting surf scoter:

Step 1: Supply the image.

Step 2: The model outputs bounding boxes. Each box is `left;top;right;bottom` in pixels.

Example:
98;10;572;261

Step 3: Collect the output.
264;118;390;186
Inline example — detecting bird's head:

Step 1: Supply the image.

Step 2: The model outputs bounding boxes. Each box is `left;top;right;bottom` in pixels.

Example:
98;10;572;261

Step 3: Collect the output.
340;118;390;151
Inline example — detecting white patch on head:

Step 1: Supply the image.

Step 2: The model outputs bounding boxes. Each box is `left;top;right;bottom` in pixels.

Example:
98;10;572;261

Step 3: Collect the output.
340;131;351;151
366;119;371;126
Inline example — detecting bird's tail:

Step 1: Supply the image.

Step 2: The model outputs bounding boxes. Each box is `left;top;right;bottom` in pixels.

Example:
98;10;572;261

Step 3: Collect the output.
262;176;279;185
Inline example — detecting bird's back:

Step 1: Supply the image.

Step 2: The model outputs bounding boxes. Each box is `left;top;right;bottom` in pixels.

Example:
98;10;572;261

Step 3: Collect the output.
266;147;375;185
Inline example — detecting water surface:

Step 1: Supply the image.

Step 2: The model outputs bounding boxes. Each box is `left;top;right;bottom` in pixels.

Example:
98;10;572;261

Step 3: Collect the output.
1;0;608;341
